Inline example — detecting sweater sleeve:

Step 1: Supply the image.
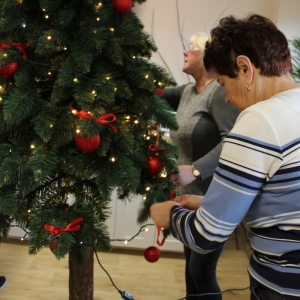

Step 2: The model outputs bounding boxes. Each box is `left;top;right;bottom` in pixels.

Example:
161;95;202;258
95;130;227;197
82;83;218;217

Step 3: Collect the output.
193;86;240;180
160;85;189;111
170;106;283;253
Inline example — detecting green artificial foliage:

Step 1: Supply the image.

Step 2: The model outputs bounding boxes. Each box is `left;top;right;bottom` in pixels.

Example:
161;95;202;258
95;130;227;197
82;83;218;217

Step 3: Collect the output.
0;0;179;264
290;37;300;83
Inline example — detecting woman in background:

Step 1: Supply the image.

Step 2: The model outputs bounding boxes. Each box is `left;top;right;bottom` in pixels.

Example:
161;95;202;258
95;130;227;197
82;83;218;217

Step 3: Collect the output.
160;33;240;299
151;14;300;300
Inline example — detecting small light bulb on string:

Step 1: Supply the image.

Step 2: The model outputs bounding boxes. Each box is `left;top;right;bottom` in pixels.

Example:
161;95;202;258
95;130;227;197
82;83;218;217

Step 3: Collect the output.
145;228;149;232
30;145;35;149
109;28;114;32
96;17;100;21
124;240;128;245
143;196;147;201
132;56;136;59
106;76;110;80
146;136;150;140
92;90;96;95
28;209;31;213
47;36;52;40
110;157;116;162
63;47;67;50
158;82;162;86
22;22;26;28
134;120;138;124
146;187;150;191
45;15;49;19
145;75;149;79
76;129;80;133
74;78;78;83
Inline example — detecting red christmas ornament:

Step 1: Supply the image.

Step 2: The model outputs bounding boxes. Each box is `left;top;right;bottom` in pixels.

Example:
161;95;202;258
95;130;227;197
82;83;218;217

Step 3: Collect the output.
156;88;164;97
75;133;100;153
112;0;132;15
147;155;164;176
144;246;160;263
0;62;19;78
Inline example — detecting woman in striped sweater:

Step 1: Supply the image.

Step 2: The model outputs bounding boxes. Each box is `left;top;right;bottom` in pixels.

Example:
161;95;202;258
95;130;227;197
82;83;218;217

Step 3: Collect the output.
151;14;300;300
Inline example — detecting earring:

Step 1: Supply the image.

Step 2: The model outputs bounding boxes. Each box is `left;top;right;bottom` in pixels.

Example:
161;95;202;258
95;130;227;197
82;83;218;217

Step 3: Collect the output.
246;83;251;91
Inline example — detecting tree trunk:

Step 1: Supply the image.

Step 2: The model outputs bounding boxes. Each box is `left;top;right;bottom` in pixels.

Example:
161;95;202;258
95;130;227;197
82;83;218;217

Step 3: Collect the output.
69;246;94;300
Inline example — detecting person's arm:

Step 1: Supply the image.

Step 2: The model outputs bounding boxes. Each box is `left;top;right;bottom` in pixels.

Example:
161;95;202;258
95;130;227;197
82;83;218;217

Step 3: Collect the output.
160;85;188;111
151;107;282;253
193;86;240;180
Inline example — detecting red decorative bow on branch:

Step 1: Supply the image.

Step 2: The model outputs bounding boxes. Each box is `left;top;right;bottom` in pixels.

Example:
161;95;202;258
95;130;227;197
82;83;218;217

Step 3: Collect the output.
97;113;117;133
148;134;162;152
44;217;84;235
0;42;29;59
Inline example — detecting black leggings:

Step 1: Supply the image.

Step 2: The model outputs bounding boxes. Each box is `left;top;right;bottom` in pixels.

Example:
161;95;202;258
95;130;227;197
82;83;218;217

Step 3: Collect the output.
184;245;224;300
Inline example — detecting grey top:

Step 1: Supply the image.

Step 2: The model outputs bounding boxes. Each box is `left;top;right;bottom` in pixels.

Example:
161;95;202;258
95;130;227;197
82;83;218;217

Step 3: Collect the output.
162;79;240;195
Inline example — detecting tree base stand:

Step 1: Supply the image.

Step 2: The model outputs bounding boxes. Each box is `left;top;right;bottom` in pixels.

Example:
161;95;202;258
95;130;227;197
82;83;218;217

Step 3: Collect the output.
69;246;94;300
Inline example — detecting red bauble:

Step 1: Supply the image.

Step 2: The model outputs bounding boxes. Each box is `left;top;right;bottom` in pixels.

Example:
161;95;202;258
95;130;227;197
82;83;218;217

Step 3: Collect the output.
147;156;164;176
156;88;164;97
144;246;160;263
75;133;101;153
112;0;132;15
0;62;19;78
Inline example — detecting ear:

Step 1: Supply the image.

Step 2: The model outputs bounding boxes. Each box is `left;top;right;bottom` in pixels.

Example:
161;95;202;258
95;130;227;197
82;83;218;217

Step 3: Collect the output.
236;55;253;83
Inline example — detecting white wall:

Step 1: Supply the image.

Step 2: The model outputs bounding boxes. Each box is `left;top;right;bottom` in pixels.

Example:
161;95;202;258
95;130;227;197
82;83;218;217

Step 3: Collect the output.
276;0;300;40
133;0;300;85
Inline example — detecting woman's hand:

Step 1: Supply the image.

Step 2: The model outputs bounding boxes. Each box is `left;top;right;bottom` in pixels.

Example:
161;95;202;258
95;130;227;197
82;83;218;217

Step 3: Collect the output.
173;194;203;210
150;201;179;229
168;165;196;187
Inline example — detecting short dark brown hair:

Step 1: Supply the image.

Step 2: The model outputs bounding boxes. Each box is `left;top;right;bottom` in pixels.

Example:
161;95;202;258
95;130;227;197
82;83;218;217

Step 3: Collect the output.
204;14;292;78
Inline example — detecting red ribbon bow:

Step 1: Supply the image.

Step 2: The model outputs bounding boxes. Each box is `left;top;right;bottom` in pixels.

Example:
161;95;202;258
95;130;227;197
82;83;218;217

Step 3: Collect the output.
0;42;29;59
44;217;84;235
97;113;117;133
148;134;162;152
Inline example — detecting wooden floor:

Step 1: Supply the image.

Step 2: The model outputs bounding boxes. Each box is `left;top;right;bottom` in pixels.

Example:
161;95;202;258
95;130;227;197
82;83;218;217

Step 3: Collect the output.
0;228;251;300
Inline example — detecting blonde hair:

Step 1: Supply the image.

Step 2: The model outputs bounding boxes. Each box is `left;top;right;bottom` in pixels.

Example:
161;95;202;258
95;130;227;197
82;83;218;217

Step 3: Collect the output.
190;32;211;54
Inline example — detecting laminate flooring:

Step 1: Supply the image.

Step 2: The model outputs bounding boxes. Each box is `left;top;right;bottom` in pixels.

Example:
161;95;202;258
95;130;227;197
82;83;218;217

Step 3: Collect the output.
0;227;251;300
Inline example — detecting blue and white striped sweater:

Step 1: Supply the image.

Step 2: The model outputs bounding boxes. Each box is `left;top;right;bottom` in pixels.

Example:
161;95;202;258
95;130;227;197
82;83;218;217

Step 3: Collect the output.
170;88;300;296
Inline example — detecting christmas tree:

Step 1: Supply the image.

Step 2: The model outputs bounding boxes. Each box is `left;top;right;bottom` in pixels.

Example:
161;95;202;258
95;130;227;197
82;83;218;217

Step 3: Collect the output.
0;0;179;299
291;37;300;83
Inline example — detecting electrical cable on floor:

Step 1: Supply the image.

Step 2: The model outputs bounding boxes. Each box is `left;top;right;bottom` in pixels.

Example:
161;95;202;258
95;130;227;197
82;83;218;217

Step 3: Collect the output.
92;245;135;300
93;244;250;300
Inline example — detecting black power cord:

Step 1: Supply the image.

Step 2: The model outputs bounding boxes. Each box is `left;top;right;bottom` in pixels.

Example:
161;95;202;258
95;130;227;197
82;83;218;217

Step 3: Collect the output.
92;244;249;300
92;245;135;300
